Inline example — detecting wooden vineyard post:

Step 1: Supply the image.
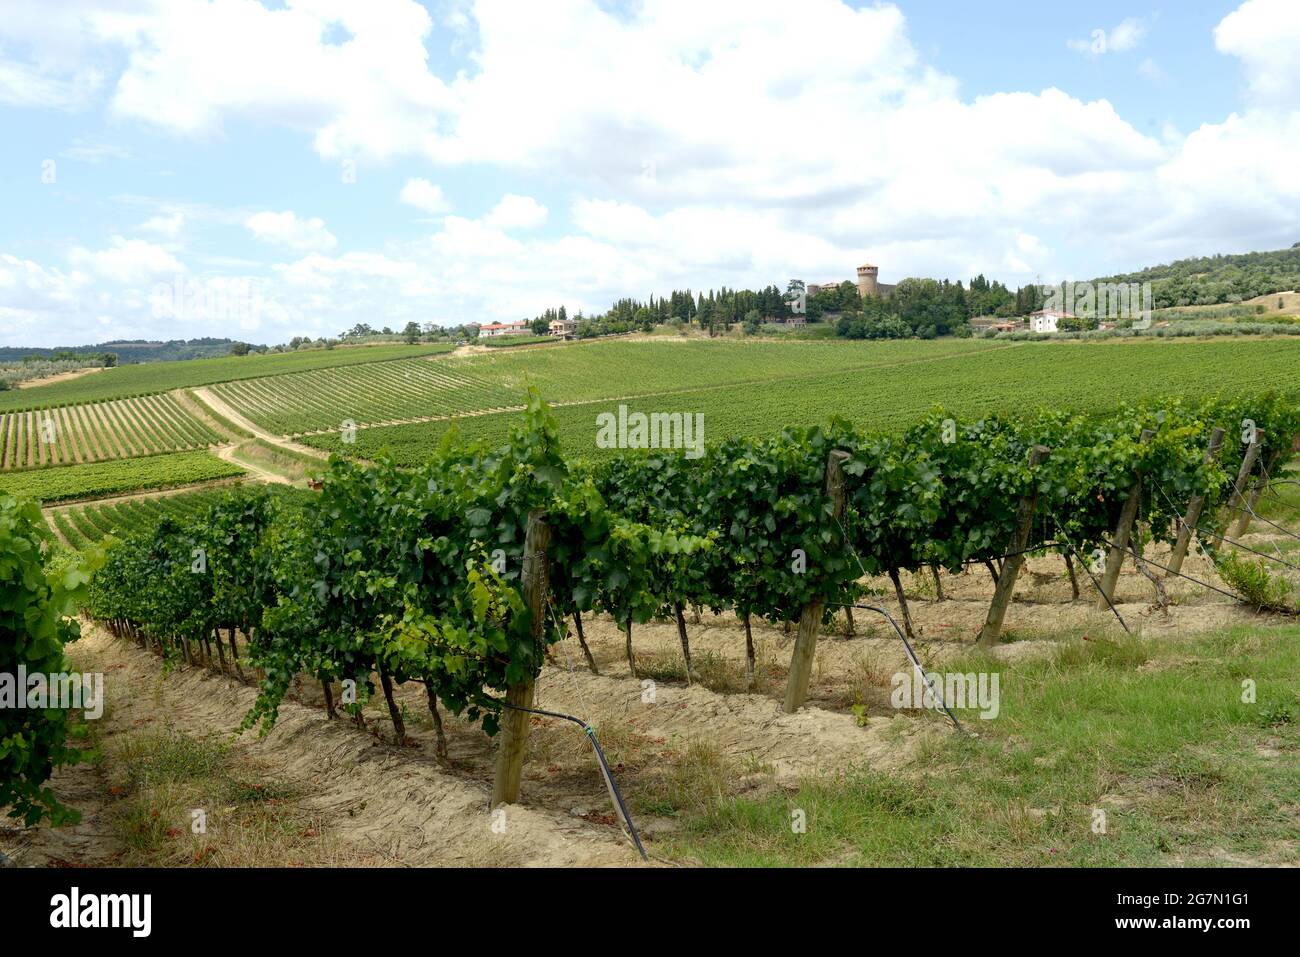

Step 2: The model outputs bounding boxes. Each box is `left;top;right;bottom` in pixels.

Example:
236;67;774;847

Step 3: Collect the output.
1167;427;1225;577
491;510;551;807
783;449;850;714
978;444;1050;648
1233;446;1281;538
1096;429;1155;610
1222;431;1264;535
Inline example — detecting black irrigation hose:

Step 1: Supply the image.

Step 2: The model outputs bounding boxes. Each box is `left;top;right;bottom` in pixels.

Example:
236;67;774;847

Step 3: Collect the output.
486;697;648;862
831;601;968;736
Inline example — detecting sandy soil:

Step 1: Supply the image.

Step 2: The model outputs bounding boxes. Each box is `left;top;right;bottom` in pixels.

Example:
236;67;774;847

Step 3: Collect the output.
14;367;106;389
3;625;641;868
213;442;294;486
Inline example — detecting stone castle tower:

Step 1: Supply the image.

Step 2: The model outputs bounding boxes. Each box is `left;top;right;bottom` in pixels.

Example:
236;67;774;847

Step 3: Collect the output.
856;263;879;298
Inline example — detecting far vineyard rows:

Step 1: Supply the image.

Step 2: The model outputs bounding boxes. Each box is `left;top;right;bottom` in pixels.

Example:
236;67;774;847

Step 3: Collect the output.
49;484;308;550
0;450;245;503
0;393;221;471
300;337;1300;464
208;358;519;434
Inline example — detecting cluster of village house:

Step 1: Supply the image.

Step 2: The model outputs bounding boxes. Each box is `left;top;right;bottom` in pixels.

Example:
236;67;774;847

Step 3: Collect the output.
971;310;1126;334
478;317;576;339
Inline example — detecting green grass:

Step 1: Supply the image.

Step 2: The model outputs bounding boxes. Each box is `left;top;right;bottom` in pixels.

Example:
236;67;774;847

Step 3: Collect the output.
0;342;455;412
655;626;1300;866
0;450;245;504
302;337;1300;465
106;729;320;866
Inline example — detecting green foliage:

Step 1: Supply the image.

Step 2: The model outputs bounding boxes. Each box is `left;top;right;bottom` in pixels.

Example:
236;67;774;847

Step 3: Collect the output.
0;451;245;504
81;388;1299;755
1092;244;1300;310
1216;551;1296;614
0;494;103;825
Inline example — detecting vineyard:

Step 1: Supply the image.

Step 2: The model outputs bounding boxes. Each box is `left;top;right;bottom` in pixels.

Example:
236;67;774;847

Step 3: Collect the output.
66;386;1300;864
46;484;310;551
5;335;1300;869
298;336;1300;464
0;450;245;504
0;394;223;471
212;337;999;434
207;357;521;434
0;342;455;412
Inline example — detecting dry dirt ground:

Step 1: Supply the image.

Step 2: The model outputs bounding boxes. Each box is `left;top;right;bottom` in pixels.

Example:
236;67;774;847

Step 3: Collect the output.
6;521;1294;868
14;367;106;389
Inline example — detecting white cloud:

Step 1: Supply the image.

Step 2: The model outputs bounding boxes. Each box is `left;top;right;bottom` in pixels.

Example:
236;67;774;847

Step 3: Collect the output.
68;236;184;284
138;211;185;238
1215;0;1300;106
486;194;547;230
98;0;456;159
244;211;338;252
1068;18;1148;57
4;0;1300;347
399;177;451;215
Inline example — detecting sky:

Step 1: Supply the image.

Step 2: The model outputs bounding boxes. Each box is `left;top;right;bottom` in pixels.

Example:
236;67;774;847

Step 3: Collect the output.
1;0;1298;347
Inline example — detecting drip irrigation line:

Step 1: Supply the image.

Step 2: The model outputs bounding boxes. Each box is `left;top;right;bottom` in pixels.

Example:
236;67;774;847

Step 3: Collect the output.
1041;507;1131;634
830;601;968;736
485;695;648;862
830;513;967;735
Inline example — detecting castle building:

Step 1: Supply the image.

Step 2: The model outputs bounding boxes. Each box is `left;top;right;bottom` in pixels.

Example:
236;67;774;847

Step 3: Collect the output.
807;265;894;301
856;264;895;298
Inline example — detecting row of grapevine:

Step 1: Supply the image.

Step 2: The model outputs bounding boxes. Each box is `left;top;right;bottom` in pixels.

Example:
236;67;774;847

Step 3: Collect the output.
0;393;221;471
0;495;100;825
215;338;1001;437
208;359;520;434
48;484;310;550
0;342;456;413
0;450;246;505
80;389;1299;802
298;338;1300;467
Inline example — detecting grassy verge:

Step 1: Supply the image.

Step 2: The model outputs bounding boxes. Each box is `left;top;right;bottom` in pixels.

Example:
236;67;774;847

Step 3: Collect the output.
655;625;1300;866
227;438;324;482
105;729;331;866
182;388;253;439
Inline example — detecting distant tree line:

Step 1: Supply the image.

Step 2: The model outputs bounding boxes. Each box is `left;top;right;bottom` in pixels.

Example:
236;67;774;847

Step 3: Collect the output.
1092;245;1300;309
826;276;1047;340
528;285;793;339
